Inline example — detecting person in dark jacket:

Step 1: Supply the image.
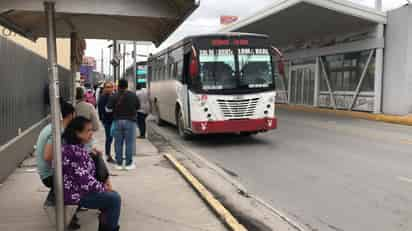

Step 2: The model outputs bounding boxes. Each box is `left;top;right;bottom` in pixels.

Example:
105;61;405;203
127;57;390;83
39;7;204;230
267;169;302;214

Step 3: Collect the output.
98;81;116;163
106;79;140;170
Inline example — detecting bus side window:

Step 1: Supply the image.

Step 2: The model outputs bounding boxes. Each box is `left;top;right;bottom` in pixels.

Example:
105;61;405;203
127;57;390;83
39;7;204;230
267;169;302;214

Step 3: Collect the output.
177;61;183;82
148;66;152;82
168;63;173;80
183;52;190;83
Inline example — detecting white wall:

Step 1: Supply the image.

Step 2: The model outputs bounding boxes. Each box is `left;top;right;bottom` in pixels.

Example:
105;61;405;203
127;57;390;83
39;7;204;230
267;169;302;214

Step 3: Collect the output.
383;5;412;115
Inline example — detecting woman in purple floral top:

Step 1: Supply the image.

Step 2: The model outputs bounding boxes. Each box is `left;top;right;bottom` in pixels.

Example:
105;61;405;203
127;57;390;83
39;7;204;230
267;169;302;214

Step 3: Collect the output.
62;116;121;231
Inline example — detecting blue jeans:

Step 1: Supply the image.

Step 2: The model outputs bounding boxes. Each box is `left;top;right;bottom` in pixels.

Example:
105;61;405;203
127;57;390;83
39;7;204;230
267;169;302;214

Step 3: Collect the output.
79;191;121;230
103;122;113;158
113;120;136;166
137;112;147;137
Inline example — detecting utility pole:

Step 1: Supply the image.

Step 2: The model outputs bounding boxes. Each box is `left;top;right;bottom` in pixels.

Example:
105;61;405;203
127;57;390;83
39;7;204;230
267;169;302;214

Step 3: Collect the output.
132;41;137;91
375;0;382;10
116;42;121;82
113;40;118;83
109;46;112;80
101;48;104;77
122;43;126;79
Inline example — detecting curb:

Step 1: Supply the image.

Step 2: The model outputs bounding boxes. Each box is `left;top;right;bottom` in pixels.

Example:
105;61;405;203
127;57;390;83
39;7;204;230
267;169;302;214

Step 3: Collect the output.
148;121;305;231
164;153;248;231
276;104;412;126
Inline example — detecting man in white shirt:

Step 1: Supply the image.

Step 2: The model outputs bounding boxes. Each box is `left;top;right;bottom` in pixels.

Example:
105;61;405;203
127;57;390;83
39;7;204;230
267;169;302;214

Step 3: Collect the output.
136;86;150;138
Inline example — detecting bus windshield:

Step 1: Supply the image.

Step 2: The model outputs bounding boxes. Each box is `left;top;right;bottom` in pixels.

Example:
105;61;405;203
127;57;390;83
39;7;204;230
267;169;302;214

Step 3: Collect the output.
199;48;236;90
238;48;273;89
198;47;274;93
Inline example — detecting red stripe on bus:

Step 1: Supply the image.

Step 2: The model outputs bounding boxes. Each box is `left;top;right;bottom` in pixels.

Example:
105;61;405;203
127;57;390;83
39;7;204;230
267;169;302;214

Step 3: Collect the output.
191;118;277;134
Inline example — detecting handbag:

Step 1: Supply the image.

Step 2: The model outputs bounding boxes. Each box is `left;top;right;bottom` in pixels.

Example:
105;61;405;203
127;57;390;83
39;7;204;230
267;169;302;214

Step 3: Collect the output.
92;154;110;182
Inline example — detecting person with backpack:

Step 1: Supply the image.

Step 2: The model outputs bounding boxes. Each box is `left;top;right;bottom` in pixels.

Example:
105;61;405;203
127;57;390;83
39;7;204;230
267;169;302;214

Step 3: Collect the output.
106;79;140;170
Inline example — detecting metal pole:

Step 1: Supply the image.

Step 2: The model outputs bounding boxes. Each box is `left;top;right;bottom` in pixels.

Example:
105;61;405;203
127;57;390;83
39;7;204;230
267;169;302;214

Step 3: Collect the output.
101;48;104;75
113;40;118;83
44;2;65;231
122;44;126;79
132;41;137;91
70;32;77;105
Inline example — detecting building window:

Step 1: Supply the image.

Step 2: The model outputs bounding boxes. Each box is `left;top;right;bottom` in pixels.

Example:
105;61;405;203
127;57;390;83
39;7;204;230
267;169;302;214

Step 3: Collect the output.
320;50;375;92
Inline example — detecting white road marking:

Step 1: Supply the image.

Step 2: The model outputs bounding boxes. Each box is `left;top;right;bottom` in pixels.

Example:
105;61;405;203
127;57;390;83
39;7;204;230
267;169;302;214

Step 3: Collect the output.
397;176;412;184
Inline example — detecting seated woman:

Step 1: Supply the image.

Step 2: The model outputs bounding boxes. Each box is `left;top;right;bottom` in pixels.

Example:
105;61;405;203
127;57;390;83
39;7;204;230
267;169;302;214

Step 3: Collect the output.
62;116;121;231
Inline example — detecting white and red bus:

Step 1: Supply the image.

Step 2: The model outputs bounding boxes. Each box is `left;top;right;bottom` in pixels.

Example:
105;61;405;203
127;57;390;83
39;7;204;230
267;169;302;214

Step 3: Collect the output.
148;33;283;138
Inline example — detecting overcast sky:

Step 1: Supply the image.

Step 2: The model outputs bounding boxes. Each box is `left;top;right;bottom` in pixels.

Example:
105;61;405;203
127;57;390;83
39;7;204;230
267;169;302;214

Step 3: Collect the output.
86;0;409;75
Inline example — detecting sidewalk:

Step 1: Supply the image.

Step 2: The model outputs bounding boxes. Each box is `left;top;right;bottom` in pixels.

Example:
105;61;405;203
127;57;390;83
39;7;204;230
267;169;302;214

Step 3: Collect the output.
277;104;412;126
0;129;228;231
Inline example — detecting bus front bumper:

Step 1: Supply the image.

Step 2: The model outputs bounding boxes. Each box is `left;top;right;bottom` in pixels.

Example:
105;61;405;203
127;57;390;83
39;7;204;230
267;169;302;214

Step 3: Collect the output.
191;117;277;134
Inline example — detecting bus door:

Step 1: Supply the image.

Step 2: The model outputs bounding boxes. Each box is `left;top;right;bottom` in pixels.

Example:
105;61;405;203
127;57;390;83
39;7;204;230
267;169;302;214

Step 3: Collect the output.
178;47;193;130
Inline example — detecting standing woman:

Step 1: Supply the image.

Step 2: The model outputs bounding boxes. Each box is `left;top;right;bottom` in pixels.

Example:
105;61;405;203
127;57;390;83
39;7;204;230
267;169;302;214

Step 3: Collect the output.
98;81;116;163
62;117;121;231
75;87;100;132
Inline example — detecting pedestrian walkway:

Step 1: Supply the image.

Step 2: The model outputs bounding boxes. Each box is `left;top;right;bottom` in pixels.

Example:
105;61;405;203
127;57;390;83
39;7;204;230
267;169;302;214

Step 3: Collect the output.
0;129;227;231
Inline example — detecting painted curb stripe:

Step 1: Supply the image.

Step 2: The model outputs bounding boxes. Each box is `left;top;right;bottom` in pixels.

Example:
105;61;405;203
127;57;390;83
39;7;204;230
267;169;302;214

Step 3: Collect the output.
164;153;248;231
276;104;412;126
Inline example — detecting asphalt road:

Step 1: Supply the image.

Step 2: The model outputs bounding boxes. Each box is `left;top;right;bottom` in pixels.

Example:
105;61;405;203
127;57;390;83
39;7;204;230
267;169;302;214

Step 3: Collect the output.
157;108;412;231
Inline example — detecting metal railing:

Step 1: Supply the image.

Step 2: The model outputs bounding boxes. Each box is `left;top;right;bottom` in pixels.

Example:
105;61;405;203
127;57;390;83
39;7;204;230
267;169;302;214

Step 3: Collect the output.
0;35;71;146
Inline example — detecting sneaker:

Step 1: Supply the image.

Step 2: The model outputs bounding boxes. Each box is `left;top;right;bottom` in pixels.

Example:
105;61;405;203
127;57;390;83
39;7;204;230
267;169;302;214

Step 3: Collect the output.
125;163;136;171
114;165;124;170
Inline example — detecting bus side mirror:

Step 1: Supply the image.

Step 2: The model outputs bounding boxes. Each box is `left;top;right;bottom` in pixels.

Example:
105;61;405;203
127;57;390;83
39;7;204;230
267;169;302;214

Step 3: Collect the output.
190;46;199;78
277;60;285;76
190;55;199;78
271;46;285;76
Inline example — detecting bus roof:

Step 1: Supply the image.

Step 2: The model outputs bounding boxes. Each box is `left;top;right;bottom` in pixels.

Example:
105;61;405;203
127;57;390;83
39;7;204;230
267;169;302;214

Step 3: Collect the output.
150;32;269;59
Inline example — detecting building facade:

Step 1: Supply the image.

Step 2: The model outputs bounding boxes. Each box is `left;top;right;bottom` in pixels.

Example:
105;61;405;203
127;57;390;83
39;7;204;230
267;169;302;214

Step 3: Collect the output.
223;0;412;115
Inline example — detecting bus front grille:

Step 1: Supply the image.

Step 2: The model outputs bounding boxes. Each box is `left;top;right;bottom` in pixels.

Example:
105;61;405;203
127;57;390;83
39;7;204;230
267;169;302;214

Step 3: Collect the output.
217;98;260;119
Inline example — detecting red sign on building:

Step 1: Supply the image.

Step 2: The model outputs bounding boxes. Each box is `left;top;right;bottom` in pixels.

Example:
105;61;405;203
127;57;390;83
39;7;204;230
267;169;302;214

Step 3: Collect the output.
220;16;238;25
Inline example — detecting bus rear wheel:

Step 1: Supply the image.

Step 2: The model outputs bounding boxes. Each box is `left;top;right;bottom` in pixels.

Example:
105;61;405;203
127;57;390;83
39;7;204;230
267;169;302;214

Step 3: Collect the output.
153;101;165;126
176;109;191;140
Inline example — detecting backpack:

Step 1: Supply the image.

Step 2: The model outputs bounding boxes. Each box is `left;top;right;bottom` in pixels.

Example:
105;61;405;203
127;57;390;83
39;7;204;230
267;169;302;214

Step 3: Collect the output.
84;90;96;106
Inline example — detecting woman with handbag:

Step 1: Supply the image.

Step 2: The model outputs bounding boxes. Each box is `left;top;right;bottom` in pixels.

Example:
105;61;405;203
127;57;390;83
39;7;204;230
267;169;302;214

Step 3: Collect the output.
62;116;121;231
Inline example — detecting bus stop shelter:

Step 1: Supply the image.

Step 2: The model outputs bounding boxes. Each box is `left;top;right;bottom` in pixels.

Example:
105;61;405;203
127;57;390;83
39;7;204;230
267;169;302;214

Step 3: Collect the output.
0;1;199;230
